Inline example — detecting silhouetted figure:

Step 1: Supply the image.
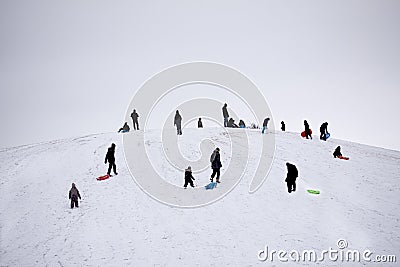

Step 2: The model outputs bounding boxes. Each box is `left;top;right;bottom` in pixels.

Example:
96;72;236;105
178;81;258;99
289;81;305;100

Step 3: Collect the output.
198;118;203;128
210;148;222;183
184;166;195;188
281;121;286;131
320;122;329;141
239;120;246;128
262;118;270;134
105;143;118;176
174;110;182;135
333;146;342;158
130;109;140;130
222;103;229;127
285;163;298;193
304;120;312;139
118;122;130;133
69;183;81;209
227;118;238;128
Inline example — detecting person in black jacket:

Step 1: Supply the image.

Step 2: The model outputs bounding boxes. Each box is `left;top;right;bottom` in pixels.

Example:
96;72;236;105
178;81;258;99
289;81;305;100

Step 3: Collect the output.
285;162;298;193
69;183;81;209
184;166;195;188
281;121;285;131
174;110;182;135
227;118;238;128
222;103;229;127
198;118;203;128
210;148;222;183
130;109;140;130
304;120;312;139
333;146;342;158
105;143;118;176
320;122;329;141
262;118;270;134
118;122;130;133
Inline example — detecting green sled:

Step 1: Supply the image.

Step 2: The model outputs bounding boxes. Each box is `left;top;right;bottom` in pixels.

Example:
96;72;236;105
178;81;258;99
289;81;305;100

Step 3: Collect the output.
307;189;320;194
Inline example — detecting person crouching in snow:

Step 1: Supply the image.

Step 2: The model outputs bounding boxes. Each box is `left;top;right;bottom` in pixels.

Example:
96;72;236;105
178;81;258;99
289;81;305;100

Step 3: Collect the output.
69;183;81;208
333;146;342;158
184;166;195;188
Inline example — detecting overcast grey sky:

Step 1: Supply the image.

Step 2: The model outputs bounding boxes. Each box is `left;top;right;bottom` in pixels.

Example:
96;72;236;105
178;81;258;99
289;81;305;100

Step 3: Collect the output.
1;0;399;150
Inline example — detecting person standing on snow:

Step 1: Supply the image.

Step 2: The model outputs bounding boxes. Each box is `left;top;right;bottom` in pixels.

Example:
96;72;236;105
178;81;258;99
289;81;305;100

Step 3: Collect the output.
174;110;182;135
184;166;195;188
130;109;140;130
304;120;312;139
285;162;298;193
118;122;130;133
262;118;270;134
222;103;229;127
210;148;222;183
105;143;118;176
69;183;81;209
320;122;329;141
198;118;203;128
281;121;286;131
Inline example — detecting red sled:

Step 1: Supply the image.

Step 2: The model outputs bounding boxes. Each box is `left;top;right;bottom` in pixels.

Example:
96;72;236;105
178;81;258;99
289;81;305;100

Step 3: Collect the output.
301;129;312;137
97;174;110;181
338;156;349;160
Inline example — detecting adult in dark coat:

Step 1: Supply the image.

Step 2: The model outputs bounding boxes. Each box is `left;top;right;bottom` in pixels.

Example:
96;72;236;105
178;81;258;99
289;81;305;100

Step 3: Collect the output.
105;143;118;175
118;122;130;133
69;183;81;209
222;103;229;127
130;109;140;130
184;166;195;188
198;118;203;128
320;122;329;141
281;121;285;131
262;118;270;134
333;146;342;158
285;162;298;193
210;148;222;183
304;120;312;139
174;110;182;135
227;118;238;128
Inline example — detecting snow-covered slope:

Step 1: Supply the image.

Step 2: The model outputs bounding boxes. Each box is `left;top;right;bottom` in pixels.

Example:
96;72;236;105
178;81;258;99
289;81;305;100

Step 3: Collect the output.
0;129;399;266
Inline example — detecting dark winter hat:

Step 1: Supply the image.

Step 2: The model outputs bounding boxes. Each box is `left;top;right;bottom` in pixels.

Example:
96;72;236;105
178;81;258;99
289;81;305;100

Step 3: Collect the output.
216;147;220;151
186;166;192;172
72;183;75;187
111;143;116;147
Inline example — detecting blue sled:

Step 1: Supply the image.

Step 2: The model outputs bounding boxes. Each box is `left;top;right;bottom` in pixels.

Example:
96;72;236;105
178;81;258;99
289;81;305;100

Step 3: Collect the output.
326;133;330;139
205;182;217;190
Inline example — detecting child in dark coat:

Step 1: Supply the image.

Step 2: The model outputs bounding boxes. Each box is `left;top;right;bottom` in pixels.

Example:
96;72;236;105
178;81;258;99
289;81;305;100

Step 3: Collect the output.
69;183;81;208
184;166;195;188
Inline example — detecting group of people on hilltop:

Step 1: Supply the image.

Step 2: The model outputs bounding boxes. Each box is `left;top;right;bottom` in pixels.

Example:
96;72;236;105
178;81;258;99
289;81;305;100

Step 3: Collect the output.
118;109;140;133
70;104;351;207
303;120;330;141
285;120;349;194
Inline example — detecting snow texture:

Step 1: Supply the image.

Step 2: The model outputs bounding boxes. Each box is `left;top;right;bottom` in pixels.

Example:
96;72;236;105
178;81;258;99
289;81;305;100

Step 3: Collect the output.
0;128;399;266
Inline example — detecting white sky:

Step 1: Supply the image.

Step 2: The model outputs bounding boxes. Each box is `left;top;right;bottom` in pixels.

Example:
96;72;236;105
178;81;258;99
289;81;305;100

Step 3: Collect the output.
1;0;399;150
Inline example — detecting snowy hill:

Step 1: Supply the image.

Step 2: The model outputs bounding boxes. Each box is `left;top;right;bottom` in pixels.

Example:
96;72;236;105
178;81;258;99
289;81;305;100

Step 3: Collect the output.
0;129;399;266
